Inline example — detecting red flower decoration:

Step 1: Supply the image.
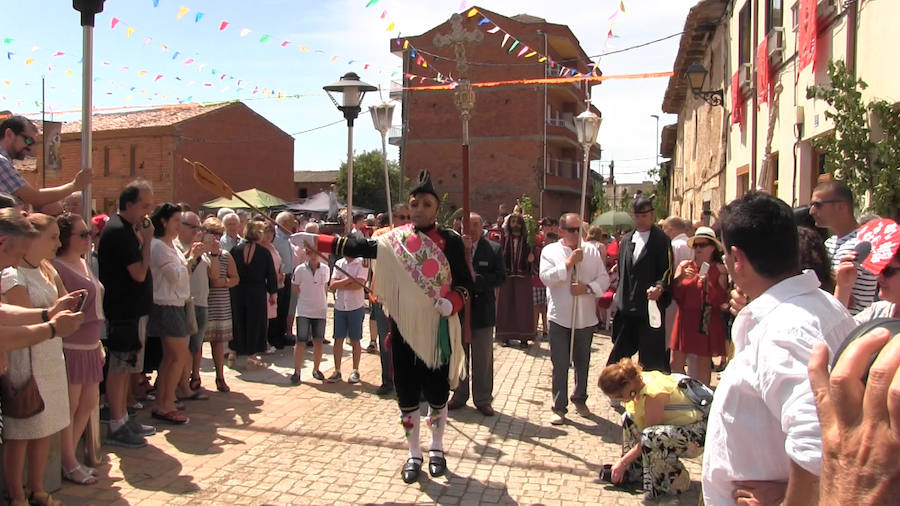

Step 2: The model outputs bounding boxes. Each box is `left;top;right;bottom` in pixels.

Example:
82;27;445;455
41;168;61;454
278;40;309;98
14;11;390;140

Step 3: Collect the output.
421;258;439;278
406;234;422;253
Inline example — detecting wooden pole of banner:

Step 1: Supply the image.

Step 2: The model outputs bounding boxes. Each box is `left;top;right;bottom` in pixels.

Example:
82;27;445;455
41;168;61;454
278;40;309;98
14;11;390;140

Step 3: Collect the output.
185;158;369;292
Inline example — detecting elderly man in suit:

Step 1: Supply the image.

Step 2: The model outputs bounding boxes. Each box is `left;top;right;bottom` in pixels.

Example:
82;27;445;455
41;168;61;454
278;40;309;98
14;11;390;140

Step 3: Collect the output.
448;213;506;416
607;197;673;373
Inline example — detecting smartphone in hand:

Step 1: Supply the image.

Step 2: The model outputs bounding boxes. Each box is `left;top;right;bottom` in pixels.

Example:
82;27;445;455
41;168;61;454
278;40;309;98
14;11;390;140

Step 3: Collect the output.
699;262;710;277
73;291;87;312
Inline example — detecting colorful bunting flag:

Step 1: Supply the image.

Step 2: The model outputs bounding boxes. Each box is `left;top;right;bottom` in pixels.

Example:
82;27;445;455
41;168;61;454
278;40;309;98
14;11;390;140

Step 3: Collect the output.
467;8;478;17
219;21;229;31
365;0;378;6
240;28;251;37
259;34;270;43
386;22;395;31
111;17;120;29
126;27;135;38
194;12;204;23
177;6;189;20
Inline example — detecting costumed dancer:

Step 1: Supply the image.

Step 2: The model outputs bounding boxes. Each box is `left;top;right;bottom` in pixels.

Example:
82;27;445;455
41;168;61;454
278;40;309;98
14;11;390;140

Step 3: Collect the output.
293;170;473;484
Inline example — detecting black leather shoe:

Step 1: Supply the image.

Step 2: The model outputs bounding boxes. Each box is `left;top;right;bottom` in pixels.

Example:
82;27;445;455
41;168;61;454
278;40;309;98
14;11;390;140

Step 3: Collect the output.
401;458;422;484
476;404;495;416
428;450;447;477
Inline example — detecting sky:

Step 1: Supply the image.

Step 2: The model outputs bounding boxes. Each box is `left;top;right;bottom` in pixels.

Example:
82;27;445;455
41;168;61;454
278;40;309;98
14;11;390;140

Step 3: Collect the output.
0;0;695;184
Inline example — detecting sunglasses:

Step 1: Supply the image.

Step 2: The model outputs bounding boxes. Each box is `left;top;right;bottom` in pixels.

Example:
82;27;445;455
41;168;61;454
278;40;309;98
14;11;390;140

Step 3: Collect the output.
18;133;35;146
809;199;843;209
881;265;899;279
692;241;714;249
561;226;580;233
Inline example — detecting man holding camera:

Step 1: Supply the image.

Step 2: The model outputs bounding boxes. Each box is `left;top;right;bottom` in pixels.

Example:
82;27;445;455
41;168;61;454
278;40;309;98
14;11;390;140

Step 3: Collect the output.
98;179;156;448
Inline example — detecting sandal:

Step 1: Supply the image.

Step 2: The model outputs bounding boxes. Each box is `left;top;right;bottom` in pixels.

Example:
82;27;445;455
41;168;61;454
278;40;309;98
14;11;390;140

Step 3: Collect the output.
189;377;201;391
215;377;230;393
151;410;190;424
29;491;63;506
177;390;209;401
63;464;98;485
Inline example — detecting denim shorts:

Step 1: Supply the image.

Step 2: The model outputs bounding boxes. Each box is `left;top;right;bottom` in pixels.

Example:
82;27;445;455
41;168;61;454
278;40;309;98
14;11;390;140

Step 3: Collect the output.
296;316;326;342
333;307;366;341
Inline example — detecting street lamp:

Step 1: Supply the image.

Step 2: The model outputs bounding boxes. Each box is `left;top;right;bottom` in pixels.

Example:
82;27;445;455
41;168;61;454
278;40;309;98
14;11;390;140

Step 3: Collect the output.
324;72;377;233
369;100;396;227
571;103;601;365
73;0;105;224
574;107;602;219
685;62;724;106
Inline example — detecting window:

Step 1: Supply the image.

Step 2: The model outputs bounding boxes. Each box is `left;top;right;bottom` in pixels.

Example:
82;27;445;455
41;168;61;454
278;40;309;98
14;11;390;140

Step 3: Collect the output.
791;2;800;31
737;164;751;196
738;2;752;65
766;0;783;33
702;201;712;226
298;188;308;199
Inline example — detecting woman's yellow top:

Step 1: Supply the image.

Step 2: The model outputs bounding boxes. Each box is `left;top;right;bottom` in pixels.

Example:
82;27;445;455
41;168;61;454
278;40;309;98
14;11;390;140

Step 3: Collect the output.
625;370;703;430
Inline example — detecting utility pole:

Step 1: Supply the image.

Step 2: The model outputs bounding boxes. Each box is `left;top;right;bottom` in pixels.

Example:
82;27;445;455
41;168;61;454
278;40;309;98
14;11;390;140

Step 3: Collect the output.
651;114;660;172
434;13;483;240
609;159;616;210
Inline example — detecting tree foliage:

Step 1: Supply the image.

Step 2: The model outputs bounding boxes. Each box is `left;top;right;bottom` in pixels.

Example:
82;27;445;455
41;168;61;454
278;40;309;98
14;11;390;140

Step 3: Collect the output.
648;164;669;220
617;187;633;212
336;150;406;214
591;176;611;219
806;60;900;218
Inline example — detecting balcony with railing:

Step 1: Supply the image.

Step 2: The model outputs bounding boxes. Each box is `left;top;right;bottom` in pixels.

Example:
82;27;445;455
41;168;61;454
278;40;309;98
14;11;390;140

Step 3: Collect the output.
389;80;403;101
388;125;403;146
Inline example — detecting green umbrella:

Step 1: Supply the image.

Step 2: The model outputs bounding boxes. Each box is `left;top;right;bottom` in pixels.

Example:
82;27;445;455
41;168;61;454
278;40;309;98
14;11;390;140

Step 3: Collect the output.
592;210;633;228
201;188;287;210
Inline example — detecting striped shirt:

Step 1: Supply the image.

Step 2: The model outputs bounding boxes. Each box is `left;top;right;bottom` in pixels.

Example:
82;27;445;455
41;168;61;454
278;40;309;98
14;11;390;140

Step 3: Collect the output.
825;229;878;315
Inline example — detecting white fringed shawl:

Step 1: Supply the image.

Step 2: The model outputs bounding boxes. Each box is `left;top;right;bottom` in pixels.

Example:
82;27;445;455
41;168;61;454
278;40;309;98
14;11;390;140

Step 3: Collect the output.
372;234;465;389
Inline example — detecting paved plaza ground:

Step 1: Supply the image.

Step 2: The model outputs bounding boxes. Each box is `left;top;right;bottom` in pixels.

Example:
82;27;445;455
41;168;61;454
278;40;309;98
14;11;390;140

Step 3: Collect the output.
55;312;702;505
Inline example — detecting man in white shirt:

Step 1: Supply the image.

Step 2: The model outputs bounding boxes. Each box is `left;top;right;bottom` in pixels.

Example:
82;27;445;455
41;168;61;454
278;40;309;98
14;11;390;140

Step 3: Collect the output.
220;213;242;253
702;192;856;506
540;212;610;426
808;180;877;315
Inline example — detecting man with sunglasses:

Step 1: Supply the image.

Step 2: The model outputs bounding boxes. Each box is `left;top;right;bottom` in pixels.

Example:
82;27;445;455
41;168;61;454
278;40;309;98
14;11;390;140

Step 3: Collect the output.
809;180;877;315
606;197;673;374
0;115;92;212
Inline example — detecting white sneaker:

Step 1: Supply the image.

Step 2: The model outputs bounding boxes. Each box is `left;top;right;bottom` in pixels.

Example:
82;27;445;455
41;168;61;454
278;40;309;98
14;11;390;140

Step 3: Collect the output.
348;370;361;384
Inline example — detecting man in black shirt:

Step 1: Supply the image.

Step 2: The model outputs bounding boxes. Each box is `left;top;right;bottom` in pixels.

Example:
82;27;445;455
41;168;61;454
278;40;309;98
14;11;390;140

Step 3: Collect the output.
98;179;155;448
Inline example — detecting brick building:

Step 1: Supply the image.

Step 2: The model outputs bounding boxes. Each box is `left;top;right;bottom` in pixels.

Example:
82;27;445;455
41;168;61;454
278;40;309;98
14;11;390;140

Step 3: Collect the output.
294;170;339;200
390;6;601;221
23;101;293;215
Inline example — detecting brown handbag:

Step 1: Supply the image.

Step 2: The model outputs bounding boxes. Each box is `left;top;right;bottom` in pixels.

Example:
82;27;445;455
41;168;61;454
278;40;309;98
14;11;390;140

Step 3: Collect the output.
0;348;45;419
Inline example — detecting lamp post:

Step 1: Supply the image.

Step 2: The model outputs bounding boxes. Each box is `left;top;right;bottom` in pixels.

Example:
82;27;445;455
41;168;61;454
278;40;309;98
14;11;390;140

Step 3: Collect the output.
369;101;396;227
685;63;724;107
571;102;602;364
73;0;105;221
324;72;377;233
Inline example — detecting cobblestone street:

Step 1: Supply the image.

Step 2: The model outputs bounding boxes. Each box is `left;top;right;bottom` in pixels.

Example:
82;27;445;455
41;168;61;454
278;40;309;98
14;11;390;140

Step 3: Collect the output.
56;314;701;505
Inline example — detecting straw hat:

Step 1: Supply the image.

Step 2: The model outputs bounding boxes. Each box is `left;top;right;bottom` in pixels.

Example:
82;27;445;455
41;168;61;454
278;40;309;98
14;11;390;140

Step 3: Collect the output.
688;226;724;253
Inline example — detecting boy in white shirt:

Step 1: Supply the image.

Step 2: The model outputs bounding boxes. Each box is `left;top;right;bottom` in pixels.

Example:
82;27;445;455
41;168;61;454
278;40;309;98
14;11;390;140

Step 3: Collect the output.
290;245;331;384
328;254;368;383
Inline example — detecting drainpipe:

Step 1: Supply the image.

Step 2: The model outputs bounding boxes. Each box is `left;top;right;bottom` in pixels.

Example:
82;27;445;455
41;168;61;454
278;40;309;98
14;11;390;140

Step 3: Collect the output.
846;0;858;78
750;0;759;188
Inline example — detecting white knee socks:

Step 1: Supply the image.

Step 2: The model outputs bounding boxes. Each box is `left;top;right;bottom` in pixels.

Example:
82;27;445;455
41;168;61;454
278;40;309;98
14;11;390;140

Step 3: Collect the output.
427;404;448;453
400;410;422;460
